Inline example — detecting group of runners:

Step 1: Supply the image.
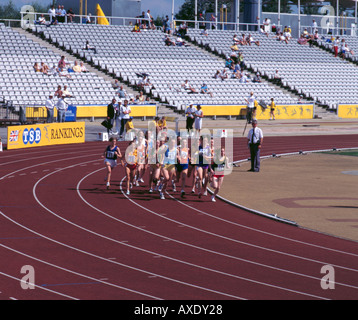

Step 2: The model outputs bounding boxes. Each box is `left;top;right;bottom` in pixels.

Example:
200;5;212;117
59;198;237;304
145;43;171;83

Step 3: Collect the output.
102;130;231;202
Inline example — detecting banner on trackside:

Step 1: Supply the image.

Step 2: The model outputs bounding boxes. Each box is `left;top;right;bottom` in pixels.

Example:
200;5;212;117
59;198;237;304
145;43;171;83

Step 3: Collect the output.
337;104;358;119
7;122;85;150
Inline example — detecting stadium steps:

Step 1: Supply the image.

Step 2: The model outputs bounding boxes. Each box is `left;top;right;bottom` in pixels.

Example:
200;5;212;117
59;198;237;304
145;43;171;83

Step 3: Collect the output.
185;32;340;120
13;27;150;106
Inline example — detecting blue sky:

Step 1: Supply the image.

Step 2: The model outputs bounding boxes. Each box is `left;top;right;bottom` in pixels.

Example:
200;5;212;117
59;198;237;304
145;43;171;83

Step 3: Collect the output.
10;0;186;18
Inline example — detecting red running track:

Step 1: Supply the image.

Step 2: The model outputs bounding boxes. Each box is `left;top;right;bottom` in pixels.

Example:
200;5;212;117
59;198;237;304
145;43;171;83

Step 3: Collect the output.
0;135;358;300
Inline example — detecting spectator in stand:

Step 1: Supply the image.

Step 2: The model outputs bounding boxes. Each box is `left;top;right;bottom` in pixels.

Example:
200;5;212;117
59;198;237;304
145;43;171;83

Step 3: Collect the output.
116;85;127;99
283;26;292;40
33;62;41;72
201;27;208;36
36;14;46;25
213;70;221;79
62;85;73;98
67;8;75;23
179;21;188;37
146;10;153;29
263;18;270;33
233;34;240;45
112;79;120;89
200;83;213;97
246;34;260;46
239;33;247;45
40;62;49;74
54;85;63;98
80;62;88;73
298;33;308;45
163;16;171;34
340;39;354;59
56;5;62;22
273;69;281;84
210;14;216;29
48;5;56;23
132;23;141;32
138;91;145;103
164;35;176;46
84;40;97;54
58;56;67;71
72;61;82;73
333;36;340;57
182;80;197;93
219;68;228;81
199;13;205;29
176;36;187;46
60;5;66;22
311;19;318;34
252;72;261;83
85;13;93;24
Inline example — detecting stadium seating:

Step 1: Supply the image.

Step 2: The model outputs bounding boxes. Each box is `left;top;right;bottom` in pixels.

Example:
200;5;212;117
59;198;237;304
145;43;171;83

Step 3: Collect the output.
32;23;298;112
187;28;358;110
0;23;115;107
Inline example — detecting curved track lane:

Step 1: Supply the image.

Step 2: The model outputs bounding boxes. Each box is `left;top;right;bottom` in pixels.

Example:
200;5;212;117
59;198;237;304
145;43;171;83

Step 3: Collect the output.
1;136;358;300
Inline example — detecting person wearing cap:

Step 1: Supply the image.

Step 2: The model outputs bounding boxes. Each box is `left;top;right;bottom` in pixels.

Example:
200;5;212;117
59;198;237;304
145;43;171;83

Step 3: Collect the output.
185;103;196;134
247;120;263;172
45;95;55;123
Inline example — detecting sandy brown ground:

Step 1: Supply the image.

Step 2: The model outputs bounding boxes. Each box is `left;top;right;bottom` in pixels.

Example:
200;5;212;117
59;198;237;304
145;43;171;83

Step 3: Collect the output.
219;152;358;242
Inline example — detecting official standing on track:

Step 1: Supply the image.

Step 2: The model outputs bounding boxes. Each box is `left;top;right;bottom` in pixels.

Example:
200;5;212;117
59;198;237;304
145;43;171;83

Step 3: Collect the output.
247;119;263;172
56;95;67;123
45;94;55;123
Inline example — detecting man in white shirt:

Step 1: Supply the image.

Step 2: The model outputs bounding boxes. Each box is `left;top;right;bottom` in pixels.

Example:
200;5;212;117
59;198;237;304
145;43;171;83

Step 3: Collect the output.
185;103;196;134
245;91;255;124
119;99;131;138
56;95;67;123
45;95;54;123
48;6;56;23
247;120;263;172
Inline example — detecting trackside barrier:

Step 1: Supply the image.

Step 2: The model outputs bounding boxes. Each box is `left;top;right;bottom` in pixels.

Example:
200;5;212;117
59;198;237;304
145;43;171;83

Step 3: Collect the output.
337;104;358;118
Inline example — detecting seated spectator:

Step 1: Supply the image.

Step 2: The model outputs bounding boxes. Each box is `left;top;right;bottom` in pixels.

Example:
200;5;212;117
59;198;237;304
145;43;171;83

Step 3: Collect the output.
246;34;260;46
59;69;72;80
259;25;269;37
132;23;141;32
252;72;261;83
240;34;247;45
225;57;232;69
112;79;120;89
72;61;81;73
116;85;128;99
36;14;46;25
219;68;228;81
176;36;186;46
302;28;309;38
283;26;292;40
164;35;176;46
298;33;308;45
138;91;145;103
58;56;67;71
182;80;197;93
55;85;63;98
201;28;208;36
84;40;97;53
62;85;73;98
200;83;213;97
239;72;248;83
40;62;49;74
84;13;93;24
275;32;288;44
33;62;41;72
341;39;354;58
233;34;240;45
213;70;221;79
273;69;281;84
79;62;88;73
67;8;75;23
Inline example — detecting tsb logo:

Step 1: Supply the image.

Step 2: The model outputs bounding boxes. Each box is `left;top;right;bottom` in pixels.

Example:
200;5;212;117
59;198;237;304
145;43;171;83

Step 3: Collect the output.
23;128;41;145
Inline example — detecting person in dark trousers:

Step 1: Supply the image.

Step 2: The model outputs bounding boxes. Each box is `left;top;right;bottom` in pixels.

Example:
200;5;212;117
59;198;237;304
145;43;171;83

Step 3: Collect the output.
106;98;116;135
247;120;263;172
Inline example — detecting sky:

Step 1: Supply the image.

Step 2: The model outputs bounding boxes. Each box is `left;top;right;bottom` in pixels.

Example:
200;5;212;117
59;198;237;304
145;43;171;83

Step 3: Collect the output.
10;0;186;18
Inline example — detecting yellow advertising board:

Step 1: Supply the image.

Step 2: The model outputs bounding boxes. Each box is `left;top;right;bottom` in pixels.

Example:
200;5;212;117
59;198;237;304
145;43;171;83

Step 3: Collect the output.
25;104;157;119
7;122;85;150
255;104;314;120
338;105;358;118
196;104;314;119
